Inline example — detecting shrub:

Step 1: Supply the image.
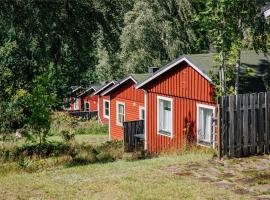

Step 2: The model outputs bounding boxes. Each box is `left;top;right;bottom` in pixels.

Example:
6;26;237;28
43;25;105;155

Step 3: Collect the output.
61;131;75;143
50;112;108;136
69;141;123;165
0;142;74;162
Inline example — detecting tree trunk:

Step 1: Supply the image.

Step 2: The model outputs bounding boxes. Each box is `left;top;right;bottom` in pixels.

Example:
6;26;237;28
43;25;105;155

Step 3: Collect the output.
235;48;241;95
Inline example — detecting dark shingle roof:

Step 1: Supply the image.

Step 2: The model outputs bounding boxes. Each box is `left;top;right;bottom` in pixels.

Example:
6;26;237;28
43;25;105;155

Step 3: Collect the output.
77;84;102;97
131;74;149;84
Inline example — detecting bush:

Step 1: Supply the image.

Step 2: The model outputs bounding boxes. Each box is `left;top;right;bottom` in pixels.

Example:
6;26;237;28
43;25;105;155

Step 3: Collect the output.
69;141;123;165
50;112;108;136
61;131;75;143
0;142;74;162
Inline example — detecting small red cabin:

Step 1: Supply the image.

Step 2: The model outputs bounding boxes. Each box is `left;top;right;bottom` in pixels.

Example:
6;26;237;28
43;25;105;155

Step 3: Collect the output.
137;56;216;154
64;86;84;111
78;85;102;111
102;74;148;140
93;81;116;125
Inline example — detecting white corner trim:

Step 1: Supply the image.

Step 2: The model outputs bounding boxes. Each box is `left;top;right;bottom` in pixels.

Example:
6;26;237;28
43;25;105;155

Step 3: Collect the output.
196;103;215;148
157;95;173;138
101;76;137;96
103;99;110;119
116;101;125;127
136;57;212;89
108;96;111;141
144;91;147;150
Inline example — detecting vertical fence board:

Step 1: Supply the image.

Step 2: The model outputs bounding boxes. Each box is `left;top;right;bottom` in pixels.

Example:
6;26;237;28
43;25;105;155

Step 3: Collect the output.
221;96;227;156
266;93;270;153
243;95;249;156
250;94;256;154
258;93;265;154
229;95;235;157
236;95;242;156
219;92;270;158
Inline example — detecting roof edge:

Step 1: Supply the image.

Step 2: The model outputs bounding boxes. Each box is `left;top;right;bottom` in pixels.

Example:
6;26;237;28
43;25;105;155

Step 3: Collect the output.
93;81;116;95
101;76;137;96
136;57;212;89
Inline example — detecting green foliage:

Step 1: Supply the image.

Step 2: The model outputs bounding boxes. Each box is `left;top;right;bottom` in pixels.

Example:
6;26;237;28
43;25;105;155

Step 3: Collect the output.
119;0;207;75
50;112;108;136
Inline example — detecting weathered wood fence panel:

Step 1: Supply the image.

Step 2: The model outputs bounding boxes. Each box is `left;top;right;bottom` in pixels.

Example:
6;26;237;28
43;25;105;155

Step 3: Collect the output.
219;92;270;157
68;111;98;120
123;120;144;152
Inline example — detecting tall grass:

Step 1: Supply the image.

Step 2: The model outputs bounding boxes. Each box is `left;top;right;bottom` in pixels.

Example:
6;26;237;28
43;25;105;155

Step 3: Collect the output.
50;112;108;136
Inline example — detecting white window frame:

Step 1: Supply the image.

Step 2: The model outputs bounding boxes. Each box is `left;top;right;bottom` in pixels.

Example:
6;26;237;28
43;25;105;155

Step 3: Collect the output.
116;101;125;126
196;103;215;148
139;106;145;120
103;99;110;119
84;102;90;111
74;98;79;110
157;96;173;138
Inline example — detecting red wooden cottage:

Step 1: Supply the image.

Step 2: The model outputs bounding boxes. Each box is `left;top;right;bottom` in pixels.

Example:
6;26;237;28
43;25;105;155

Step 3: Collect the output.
136;55;216;154
77;85;102;111
92;81;116;124
101;74;148;140
64;86;84;111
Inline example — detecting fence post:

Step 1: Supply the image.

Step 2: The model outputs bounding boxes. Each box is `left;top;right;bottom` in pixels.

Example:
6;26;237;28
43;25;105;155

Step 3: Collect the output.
217;97;222;159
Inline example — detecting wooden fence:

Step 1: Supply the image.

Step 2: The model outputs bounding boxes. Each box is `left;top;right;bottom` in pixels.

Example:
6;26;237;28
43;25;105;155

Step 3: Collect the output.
68;111;98;120
219;92;270;157
123;120;144;152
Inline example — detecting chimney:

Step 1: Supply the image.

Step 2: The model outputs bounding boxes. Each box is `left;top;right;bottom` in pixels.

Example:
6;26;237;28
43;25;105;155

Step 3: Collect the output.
148;67;159;74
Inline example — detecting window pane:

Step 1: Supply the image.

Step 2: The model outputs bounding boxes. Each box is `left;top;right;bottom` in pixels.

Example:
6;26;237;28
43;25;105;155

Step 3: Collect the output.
158;99;172;134
198;107;213;144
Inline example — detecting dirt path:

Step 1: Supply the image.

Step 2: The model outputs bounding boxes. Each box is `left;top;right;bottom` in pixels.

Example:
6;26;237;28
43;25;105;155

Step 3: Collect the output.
163;154;270;200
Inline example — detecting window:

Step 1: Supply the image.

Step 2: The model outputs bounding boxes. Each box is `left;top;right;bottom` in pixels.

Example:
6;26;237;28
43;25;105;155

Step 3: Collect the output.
66;98;71;110
84;102;90;111
197;104;215;147
139;106;145;120
157;96;173;137
74;98;79;110
116;102;125;126
103;100;110;118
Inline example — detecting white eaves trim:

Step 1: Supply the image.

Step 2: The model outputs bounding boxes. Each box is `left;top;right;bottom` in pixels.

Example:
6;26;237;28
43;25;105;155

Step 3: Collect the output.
101;75;137;96
77;87;97;97
93;81;115;96
136;57;212;89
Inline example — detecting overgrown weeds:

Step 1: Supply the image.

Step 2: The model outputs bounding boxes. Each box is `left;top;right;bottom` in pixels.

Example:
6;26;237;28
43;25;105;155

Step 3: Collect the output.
50;112;108;136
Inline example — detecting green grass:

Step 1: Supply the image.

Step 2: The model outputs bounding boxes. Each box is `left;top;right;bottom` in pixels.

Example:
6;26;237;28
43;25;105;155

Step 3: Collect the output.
0;152;242;200
48;134;108;145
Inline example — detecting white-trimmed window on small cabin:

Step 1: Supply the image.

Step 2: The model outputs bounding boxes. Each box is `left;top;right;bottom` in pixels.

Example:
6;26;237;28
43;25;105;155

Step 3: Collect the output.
157;96;173;137
116;102;125;126
103;100;110;118
74;98;79;110
197;104;215;147
139;106;145;120
84;102;90;111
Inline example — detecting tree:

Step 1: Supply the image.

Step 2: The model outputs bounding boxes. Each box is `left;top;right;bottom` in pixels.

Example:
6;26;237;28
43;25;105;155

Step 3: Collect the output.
199;0;269;95
119;0;208;75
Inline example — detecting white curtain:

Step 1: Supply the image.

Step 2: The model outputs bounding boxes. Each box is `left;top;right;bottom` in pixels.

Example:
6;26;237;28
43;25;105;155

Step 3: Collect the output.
198;107;212;143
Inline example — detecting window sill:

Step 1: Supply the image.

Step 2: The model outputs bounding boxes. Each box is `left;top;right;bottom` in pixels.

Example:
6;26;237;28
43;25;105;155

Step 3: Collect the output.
104;115;109;119
158;130;172;138
197;140;213;148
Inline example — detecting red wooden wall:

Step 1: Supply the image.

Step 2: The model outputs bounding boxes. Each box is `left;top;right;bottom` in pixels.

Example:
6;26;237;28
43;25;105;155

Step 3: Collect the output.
83;95;98;111
144;62;215;154
110;79;144;140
